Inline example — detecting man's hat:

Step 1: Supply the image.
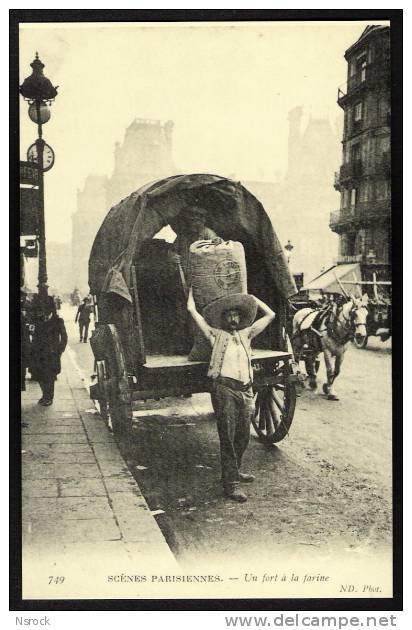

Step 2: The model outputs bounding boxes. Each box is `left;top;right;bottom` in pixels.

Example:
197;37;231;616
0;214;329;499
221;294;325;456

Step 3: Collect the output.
35;295;55;314
203;293;257;330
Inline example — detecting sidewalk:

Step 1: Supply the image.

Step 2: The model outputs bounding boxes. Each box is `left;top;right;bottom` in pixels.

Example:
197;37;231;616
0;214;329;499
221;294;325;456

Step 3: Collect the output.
21;348;178;598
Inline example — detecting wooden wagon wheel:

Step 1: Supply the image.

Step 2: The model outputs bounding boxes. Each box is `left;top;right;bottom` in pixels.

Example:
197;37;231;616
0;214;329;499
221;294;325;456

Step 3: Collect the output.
95;360;109;422
93;324;133;437
251;363;297;445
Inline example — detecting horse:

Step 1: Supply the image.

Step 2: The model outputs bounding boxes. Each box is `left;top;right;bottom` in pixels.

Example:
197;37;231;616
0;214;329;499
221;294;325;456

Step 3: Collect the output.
291;295;369;400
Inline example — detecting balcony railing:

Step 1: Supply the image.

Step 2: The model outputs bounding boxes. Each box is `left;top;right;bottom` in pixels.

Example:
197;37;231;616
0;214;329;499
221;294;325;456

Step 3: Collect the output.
338;69;368;101
330;200;391;231
339;159;363;182
337;64;382;104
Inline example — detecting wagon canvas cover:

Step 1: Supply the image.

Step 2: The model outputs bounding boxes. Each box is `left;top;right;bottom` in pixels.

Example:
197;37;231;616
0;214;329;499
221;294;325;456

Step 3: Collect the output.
88;174;297;302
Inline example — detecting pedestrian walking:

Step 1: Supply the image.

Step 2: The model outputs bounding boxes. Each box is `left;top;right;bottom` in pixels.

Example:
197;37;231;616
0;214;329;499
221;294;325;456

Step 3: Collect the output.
187;288;275;502
30;296;68;406
75;297;93;343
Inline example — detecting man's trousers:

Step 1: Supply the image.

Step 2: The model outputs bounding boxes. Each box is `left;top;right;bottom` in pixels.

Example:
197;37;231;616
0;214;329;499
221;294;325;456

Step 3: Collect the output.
79;321;90;342
39;377;55;402
210;377;255;492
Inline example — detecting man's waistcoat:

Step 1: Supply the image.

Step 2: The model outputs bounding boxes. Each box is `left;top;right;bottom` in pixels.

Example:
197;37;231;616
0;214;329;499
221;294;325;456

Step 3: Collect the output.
207;328;252;381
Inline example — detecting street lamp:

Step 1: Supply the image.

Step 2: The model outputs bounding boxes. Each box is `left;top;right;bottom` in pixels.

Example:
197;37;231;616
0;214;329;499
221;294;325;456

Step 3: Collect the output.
284;239;294;265
20;53;58;299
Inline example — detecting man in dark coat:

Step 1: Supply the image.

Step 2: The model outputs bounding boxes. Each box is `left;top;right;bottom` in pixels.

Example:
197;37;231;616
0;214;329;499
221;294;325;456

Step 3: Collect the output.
31;296;68;406
75;297;93;343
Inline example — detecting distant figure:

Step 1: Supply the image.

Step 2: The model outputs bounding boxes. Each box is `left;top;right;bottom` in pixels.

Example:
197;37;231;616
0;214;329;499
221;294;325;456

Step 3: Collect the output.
75;297;93;343
30;296;68;406
54;295;62;310
71;288;81;307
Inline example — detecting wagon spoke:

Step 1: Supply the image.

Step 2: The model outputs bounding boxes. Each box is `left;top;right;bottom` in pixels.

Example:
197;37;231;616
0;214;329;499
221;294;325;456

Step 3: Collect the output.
258;397;266;431
264;400;276;437
271;388;285;413
268;394;281;429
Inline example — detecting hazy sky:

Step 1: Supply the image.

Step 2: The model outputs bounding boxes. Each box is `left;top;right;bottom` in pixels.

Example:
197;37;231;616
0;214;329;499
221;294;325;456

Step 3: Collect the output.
19;20;388;243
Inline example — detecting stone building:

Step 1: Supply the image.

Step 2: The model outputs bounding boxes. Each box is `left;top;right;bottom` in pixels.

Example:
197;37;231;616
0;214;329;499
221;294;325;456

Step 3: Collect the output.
106;118;176;208
330;25;391;283
278;107;342;280
71;119;177;293
72;175;108;294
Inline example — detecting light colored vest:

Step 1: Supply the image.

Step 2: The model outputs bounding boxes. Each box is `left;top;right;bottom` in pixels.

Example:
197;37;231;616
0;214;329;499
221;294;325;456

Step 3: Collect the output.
207;328;253;382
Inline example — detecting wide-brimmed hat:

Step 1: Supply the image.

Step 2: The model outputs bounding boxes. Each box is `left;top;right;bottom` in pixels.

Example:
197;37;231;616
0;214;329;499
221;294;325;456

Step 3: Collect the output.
203;293;257;329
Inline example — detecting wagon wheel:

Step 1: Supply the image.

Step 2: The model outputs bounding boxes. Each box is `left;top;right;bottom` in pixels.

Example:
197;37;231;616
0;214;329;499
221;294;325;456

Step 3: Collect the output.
93;324;133;437
95;360;108;422
252;363;297;445
353;335;368;349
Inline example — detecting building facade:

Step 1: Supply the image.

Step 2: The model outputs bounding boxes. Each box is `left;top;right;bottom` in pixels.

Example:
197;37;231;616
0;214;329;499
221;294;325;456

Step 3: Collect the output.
330;25;391;281
278;107;341;281
71;119;178;293
106;119;176;208
72;175;108;293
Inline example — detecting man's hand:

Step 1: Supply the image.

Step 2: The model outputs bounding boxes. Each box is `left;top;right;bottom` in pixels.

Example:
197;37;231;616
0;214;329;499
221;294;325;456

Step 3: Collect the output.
187;286;196;312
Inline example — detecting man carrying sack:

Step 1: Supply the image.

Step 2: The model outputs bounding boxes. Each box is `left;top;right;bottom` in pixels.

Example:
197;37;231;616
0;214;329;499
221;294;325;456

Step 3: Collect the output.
187;287;275;503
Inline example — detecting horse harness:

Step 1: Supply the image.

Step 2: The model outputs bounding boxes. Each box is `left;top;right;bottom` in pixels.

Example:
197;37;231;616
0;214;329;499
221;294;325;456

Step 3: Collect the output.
296;304;361;347
326;304;362;344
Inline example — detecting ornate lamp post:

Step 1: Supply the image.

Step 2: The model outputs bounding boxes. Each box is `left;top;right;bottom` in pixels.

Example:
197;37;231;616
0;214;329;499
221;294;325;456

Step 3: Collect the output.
284;239;294;265
20;53;58;299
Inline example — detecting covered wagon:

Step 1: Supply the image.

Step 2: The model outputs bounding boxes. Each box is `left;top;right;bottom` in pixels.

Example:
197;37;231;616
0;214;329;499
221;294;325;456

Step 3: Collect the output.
88;173;298;443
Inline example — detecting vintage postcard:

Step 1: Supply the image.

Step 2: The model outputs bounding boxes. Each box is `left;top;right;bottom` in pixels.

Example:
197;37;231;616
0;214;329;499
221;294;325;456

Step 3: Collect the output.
15;13;399;604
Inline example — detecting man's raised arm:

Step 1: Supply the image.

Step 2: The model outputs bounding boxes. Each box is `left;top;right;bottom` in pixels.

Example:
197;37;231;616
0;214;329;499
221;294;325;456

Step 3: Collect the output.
187;288;215;345
249;296;276;339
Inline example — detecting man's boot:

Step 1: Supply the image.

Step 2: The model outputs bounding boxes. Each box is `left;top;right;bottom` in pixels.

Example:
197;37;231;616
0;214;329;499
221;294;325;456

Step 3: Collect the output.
224;483;247;503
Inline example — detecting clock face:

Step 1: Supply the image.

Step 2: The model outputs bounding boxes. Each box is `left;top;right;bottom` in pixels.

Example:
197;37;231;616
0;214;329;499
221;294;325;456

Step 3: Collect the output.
27;142;55;172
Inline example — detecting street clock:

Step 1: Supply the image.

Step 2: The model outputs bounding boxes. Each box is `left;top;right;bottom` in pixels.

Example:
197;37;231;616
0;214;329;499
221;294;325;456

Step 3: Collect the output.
27;142;55;172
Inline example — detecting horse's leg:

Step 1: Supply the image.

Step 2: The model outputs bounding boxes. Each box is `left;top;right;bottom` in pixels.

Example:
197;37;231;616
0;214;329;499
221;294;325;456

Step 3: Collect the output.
322;348;337;398
305;354;318;389
327;352;343;400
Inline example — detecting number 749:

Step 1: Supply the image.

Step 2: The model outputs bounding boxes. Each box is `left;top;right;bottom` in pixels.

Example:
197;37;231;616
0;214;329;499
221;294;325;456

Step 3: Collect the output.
48;576;65;585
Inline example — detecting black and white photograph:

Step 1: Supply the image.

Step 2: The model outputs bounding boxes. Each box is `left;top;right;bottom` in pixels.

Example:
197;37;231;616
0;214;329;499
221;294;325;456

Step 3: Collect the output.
12;11;401;604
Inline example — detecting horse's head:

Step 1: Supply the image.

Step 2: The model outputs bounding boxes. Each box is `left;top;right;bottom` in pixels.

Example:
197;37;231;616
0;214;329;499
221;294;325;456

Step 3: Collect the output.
343;294;368;344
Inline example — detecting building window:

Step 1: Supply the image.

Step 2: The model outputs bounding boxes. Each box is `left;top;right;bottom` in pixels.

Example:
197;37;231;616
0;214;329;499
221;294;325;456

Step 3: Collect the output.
351;143;361;162
360;59;367;82
359;181;369;202
350;188;357;207
375;180;389;201
343;188;350;208
346;232;356;257
354;102;363;121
